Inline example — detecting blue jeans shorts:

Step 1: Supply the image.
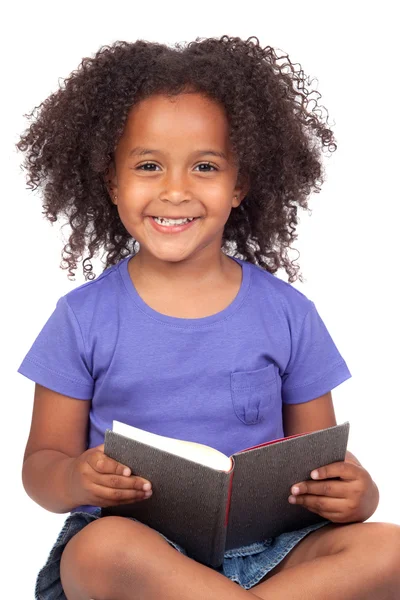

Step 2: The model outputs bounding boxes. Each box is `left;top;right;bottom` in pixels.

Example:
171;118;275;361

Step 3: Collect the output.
35;508;330;598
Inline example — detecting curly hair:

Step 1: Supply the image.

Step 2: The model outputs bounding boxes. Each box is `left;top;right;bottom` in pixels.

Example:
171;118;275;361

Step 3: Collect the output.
17;35;336;283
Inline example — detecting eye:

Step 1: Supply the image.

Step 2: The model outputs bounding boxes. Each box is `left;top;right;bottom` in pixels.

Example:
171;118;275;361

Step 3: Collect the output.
195;162;218;172
136;162;160;171
135;162;218;172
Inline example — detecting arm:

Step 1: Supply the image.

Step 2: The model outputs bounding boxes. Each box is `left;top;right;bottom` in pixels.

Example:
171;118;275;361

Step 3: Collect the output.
283;392;379;521
22;383;91;513
283;391;360;466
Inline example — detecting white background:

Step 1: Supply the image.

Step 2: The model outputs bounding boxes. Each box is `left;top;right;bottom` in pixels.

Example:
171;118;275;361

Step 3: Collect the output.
2;1;399;597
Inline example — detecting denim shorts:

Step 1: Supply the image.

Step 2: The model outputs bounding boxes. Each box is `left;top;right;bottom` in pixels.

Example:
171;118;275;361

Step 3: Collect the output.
35;508;330;598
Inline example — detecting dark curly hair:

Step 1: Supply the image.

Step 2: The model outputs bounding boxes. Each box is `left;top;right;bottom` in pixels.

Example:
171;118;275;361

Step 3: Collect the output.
16;35;336;283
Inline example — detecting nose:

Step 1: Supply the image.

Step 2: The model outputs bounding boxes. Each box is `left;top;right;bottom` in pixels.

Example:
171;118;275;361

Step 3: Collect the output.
159;170;192;205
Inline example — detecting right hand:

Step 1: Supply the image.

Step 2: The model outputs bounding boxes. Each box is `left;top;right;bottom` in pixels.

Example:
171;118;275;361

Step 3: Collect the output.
67;444;153;508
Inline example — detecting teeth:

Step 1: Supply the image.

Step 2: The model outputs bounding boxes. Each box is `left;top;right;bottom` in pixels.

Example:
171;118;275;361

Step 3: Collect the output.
153;217;196;226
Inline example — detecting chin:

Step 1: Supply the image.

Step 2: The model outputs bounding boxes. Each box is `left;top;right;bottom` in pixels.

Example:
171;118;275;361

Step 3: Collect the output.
149;248;194;263
160;254;193;264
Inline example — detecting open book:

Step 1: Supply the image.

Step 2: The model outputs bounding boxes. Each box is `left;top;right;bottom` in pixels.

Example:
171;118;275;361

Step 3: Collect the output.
101;421;350;567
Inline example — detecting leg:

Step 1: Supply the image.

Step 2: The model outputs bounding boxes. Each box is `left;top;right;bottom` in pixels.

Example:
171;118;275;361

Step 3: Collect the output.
60;516;257;600
251;521;400;599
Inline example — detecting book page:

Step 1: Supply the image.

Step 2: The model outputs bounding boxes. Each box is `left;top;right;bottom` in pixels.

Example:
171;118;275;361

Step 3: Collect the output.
112;421;233;472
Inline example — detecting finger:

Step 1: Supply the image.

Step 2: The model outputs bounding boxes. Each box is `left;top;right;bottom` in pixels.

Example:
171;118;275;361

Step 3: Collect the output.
93;472;152;492
291;480;349;498
288;494;349;515
90;452;134;478
290;501;349;523
90;482;153;504
88;454;152;489
90;445;132;477
288;495;353;523
310;461;360;482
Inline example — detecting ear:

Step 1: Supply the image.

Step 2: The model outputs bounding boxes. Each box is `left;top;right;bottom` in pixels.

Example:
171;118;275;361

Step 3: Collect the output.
104;162;118;205
232;174;250;208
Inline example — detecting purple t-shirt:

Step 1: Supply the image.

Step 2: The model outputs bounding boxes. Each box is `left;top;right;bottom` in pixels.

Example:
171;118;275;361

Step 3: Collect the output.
18;255;351;514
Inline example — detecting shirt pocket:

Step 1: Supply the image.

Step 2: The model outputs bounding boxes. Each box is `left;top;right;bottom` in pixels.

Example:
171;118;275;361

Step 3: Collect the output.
230;364;278;425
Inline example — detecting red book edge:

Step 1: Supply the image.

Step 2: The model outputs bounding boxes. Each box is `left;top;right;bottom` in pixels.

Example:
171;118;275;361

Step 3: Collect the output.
223;430;309;527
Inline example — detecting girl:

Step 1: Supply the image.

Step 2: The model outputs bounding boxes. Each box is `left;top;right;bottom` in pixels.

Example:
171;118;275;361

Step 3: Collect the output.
17;36;400;599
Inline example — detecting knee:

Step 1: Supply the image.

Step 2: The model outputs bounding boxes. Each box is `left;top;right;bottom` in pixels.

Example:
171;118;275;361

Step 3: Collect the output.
363;523;400;583
61;516;169;595
79;516;167;567
371;523;400;581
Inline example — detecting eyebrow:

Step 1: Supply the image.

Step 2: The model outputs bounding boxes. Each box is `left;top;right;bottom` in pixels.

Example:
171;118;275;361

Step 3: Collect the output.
128;147;228;160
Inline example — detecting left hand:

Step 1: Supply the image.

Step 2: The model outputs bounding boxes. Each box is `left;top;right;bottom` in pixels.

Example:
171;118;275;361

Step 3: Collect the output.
288;455;379;523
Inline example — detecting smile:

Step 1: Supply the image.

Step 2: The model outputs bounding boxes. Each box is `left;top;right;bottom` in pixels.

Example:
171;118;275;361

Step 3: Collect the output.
148;216;200;233
153;217;197;226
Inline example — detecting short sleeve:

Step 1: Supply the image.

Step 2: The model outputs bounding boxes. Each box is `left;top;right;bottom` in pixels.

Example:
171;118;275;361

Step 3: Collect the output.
17;296;94;399
282;301;351;404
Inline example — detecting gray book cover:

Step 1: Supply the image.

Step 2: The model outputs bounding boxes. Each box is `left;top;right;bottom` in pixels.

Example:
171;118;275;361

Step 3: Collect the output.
101;422;349;567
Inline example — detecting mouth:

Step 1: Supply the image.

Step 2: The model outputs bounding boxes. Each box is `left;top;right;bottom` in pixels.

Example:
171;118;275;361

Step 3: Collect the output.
151;216;199;226
147;215;201;234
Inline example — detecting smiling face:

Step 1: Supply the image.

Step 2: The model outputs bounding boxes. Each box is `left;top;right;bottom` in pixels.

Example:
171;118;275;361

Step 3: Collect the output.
106;92;248;267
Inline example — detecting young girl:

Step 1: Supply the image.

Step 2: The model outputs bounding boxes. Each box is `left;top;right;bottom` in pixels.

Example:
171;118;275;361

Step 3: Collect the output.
17;35;400;600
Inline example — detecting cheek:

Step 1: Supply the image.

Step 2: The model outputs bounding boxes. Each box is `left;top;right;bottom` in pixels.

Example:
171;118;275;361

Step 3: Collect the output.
114;201;142;235
117;184;149;216
205;187;232;213
119;172;149;197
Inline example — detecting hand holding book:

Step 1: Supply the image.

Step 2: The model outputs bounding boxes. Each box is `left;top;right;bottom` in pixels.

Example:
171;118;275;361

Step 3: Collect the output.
287;452;379;524
66;443;153;508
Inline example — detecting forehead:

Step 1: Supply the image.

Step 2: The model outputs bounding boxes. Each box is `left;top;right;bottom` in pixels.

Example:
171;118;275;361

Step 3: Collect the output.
120;93;230;150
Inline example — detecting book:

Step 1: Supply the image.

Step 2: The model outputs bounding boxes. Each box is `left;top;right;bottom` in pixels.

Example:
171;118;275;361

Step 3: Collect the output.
101;420;350;567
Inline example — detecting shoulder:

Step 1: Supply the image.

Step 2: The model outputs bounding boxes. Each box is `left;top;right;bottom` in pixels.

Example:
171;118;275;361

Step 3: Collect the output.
61;256;129;319
241;258;314;322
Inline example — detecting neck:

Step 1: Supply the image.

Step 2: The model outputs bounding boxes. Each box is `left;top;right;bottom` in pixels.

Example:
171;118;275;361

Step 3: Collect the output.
128;249;235;290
